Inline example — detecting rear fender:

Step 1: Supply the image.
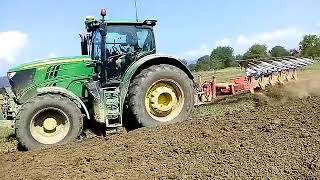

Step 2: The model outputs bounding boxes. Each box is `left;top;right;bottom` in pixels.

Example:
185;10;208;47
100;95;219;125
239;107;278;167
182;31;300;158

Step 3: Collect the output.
120;54;194;113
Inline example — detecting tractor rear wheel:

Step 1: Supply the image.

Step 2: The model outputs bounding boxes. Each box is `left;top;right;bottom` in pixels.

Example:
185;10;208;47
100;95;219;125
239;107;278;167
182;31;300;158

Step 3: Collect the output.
128;64;194;127
15;94;83;150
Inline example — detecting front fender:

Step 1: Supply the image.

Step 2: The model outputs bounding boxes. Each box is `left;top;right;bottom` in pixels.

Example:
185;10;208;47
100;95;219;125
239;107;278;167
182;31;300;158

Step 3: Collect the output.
119;54;194;113
37;87;90;119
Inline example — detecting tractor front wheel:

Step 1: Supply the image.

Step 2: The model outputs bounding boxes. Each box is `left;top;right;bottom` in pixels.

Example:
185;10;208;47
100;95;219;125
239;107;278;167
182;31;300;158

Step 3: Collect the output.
15;94;83;150
128;64;194;127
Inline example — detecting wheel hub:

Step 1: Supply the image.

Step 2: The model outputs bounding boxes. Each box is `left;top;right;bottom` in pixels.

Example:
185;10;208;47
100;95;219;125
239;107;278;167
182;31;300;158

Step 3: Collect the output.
149;86;178;114
43;118;57;131
145;80;184;122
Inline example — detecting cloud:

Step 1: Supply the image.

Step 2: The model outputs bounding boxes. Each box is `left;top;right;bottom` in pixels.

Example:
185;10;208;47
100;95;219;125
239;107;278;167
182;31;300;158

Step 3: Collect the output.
180;26;315;61
184;44;211;59
48;52;57;58
215;38;232;47
236;27;302;46
0;31;28;62
217;26;307;53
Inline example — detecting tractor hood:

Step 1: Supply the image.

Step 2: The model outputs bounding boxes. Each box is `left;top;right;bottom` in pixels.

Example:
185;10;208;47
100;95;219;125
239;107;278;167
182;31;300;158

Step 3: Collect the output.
8;55;91;73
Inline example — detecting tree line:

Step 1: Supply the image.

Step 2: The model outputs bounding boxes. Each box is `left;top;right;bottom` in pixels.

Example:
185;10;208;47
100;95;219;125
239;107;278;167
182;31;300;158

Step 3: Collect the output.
188;34;320;72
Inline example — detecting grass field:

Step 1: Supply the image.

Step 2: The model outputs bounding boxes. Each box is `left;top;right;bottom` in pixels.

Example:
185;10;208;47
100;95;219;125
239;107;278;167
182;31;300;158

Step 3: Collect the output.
193;67;244;82
194;59;320;82
297;59;320;78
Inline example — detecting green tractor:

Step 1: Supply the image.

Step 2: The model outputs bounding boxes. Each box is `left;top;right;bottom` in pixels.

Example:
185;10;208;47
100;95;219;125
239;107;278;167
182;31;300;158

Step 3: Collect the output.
2;9;194;150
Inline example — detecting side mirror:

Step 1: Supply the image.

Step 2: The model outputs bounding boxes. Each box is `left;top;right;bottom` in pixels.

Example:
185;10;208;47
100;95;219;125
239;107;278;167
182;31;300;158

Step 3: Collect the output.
79;34;88;55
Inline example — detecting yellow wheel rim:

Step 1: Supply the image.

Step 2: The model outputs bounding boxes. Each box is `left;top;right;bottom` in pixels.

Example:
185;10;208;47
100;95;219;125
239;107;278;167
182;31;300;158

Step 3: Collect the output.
30;108;70;145
145;79;184;122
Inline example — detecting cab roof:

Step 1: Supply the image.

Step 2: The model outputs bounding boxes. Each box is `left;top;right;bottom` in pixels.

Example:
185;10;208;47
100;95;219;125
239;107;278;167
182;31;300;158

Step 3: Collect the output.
106;19;157;26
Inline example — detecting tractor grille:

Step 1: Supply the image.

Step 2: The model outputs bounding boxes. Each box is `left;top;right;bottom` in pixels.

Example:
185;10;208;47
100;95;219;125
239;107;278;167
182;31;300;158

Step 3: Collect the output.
45;65;61;80
9;69;35;95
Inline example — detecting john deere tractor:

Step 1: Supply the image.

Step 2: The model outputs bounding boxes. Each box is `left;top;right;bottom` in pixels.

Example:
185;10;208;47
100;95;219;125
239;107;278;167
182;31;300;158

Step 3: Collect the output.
1;9;194;150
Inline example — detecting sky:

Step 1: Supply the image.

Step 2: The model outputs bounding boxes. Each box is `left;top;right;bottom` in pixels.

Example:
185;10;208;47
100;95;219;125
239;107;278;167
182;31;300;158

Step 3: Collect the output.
0;0;319;75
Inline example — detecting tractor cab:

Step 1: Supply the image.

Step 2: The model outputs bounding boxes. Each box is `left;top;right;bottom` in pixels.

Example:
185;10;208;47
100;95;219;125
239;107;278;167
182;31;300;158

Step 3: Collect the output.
80;12;157;80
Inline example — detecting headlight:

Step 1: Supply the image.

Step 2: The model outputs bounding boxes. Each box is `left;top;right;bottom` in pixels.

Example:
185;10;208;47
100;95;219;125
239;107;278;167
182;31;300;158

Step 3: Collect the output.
7;72;16;79
8;69;35;96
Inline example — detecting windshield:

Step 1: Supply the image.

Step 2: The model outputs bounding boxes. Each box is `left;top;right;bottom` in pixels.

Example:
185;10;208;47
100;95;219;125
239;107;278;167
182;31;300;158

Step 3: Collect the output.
91;25;155;60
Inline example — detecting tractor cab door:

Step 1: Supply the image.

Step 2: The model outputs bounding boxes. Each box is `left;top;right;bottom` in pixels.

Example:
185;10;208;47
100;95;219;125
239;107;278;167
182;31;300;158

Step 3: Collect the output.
105;25;156;79
91;25;156;80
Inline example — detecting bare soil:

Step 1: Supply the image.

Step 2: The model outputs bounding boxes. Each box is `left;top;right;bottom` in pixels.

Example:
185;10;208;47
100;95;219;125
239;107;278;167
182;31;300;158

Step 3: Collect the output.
0;95;319;179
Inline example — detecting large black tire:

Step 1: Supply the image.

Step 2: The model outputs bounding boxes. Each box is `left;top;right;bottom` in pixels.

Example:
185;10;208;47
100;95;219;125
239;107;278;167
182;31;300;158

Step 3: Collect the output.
15;94;83;150
128;64;194;127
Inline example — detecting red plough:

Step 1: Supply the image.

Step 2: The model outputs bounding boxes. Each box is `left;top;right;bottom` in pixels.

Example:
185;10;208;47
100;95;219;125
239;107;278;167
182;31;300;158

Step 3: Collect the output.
194;57;314;105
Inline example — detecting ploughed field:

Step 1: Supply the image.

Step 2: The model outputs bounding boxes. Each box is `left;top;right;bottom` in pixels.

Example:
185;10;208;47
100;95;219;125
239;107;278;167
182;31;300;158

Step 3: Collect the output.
0;63;320;179
0;93;319;179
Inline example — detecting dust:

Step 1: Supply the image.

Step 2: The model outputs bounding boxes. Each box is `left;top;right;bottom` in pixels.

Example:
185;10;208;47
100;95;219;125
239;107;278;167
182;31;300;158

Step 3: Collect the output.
284;74;320;98
256;72;320;104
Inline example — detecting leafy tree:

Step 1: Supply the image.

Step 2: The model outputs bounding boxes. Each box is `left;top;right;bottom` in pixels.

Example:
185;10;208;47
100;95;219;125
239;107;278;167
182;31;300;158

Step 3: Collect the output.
300;34;320;58
289;48;301;57
193;47;237;71
270;46;290;57
194;59;211;71
194;55;210;71
188;63;196;71
243;44;268;59
235;54;243;60
197;55;210;63
210;46;236;69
